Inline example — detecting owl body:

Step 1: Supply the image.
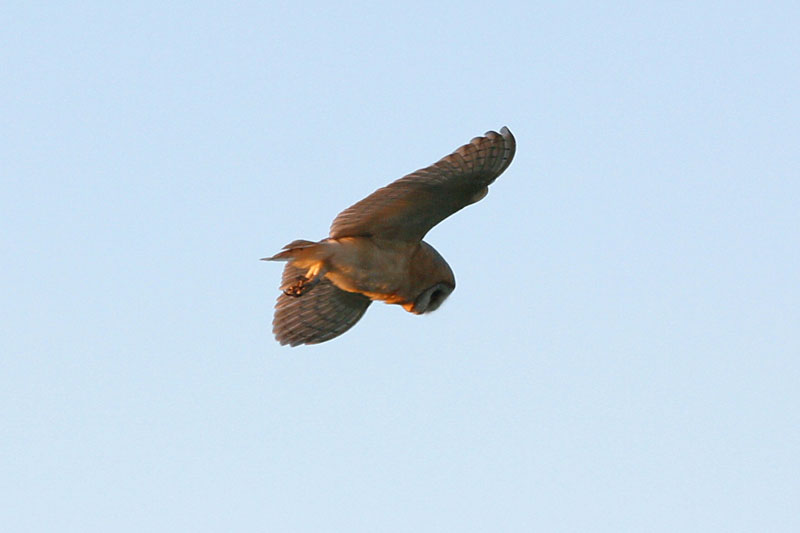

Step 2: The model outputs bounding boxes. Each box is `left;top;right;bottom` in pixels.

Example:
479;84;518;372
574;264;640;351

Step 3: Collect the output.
325;237;417;298
272;237;454;312
265;127;516;346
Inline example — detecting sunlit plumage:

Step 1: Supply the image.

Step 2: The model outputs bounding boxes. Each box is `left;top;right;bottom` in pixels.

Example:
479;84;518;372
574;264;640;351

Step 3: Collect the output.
264;127;516;346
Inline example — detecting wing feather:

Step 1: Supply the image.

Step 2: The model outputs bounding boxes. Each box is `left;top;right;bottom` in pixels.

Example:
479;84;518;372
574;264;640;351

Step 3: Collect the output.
329;127;515;241
273;264;371;346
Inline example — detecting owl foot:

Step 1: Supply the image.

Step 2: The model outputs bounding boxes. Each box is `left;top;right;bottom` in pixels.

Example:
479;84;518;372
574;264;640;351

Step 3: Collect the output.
282;276;319;297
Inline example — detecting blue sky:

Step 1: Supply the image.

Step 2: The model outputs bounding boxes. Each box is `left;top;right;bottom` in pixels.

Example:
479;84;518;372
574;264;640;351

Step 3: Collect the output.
2;2;799;531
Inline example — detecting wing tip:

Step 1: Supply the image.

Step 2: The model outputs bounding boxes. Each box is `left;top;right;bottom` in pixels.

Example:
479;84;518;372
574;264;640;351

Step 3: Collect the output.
480;126;516;175
499;126;514;143
481;126;515;149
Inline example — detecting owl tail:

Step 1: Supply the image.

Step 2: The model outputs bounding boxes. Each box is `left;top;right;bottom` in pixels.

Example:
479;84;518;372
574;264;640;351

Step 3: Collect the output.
262;239;332;296
263;239;327;263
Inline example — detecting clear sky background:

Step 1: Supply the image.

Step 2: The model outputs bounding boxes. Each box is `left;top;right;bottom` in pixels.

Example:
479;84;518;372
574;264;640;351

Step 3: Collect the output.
2;2;799;531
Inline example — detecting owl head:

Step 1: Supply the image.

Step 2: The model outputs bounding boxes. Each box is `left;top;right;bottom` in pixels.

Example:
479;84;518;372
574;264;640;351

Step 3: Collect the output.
401;241;456;315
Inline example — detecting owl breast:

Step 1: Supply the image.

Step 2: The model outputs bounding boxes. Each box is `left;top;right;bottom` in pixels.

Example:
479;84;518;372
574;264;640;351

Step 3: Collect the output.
323;237;415;297
322;237;454;312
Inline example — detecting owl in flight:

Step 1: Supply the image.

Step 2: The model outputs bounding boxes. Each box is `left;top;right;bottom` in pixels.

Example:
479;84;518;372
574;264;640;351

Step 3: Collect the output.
264;127;516;346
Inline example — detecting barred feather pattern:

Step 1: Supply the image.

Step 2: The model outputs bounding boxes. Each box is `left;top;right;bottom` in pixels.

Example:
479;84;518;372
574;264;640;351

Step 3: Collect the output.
329;127;515;241
273;263;371;346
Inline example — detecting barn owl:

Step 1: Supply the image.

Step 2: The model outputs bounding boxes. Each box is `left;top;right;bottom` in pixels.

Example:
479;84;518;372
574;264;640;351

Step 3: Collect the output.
264;127;516;346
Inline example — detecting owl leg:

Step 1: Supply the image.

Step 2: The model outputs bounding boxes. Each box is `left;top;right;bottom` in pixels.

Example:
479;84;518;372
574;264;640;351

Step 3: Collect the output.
282;276;317;297
281;263;328;297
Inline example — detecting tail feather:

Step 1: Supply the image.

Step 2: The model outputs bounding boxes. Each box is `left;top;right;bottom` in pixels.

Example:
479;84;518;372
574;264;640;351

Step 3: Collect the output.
282;239;316;250
264;239;327;263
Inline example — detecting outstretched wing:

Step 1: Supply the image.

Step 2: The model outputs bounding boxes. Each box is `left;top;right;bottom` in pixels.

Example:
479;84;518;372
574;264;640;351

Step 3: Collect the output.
273;263;371;346
329;127;515;242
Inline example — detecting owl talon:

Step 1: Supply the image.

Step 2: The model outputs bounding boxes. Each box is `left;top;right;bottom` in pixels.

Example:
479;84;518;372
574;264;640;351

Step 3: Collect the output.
282;276;319;297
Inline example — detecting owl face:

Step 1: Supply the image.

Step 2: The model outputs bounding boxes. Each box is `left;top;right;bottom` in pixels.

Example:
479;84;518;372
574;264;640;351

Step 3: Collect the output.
407;282;454;315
